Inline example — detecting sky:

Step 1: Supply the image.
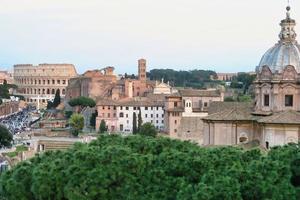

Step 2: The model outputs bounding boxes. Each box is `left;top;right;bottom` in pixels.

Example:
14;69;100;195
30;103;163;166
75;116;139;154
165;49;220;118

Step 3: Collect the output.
0;0;299;74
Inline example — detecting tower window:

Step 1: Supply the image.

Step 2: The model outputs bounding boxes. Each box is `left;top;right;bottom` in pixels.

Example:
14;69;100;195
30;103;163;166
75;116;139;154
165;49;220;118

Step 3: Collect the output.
285;95;293;107
264;94;270;106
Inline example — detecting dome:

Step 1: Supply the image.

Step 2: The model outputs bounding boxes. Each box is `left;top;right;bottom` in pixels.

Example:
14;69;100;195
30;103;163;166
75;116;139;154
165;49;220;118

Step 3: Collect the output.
257;6;300;73
258;42;300;73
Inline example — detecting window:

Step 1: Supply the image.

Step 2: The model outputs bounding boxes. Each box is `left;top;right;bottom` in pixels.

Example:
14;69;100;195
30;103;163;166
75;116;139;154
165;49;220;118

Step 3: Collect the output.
156;120;158;123
285;95;293;107
151;114;153;118
120;106;123;110
161;120;164;123
113;106;116;110
145;107;148;110
108;106;111;110
102;106;105;110
126;107;129;110
107;113;110;118
52;80;55;84
145;114;148;118
156;106;159;110
120;124;124;131
119;112;124;118
63;80;66;84
47;80;50;84
57;80;60;84
156;114;159;118
162;114;164;118
174;102;178;107
113;113;116;118
174;129;177;133
204;102;208;107
264;94;270;106
126;114;128;118
175;120;177;124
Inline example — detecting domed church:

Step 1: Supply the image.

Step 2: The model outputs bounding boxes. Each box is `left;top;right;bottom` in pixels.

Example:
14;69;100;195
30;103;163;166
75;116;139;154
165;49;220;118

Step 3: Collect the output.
203;6;300;148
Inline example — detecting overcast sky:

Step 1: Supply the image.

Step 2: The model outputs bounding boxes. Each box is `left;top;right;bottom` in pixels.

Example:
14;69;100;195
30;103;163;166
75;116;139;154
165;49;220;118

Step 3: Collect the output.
0;0;298;74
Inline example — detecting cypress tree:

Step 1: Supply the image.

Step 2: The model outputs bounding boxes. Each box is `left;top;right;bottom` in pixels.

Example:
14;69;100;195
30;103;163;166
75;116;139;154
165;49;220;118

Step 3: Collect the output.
138;109;142;132
53;89;61;108
132;112;137;134
99;120;107;134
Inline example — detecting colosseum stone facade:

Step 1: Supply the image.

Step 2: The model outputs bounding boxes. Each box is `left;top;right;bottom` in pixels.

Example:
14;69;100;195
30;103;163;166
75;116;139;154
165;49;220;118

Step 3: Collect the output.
14;64;77;108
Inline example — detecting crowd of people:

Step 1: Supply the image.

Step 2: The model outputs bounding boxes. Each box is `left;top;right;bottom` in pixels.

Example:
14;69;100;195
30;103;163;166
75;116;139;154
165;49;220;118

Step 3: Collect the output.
0;107;35;135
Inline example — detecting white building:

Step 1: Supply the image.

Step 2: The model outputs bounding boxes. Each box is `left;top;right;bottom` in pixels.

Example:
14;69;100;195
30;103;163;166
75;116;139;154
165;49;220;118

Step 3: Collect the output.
96;95;165;133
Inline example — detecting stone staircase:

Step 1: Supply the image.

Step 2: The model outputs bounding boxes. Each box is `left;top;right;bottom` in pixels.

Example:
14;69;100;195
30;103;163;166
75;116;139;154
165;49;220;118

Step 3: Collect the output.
38;140;75;151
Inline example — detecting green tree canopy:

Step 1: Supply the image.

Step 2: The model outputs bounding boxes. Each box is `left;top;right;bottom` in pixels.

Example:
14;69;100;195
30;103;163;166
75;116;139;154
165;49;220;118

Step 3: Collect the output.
132;112;137;134
90;110;98;129
138;122;157;137
68;96;96;109
1;136;300;199
0;125;13;148
99;119;107;134
138;109;142;132
148;69;217;88
52;89;61;108
68;113;84;136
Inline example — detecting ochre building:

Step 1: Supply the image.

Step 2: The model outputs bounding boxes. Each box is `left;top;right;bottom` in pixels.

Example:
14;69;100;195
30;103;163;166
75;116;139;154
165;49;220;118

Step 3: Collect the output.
14;64;77;108
203;6;300;148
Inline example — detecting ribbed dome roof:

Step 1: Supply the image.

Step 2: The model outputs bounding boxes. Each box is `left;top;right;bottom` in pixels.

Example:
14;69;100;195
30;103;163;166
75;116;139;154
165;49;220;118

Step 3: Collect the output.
257;6;300;73
258;42;300;73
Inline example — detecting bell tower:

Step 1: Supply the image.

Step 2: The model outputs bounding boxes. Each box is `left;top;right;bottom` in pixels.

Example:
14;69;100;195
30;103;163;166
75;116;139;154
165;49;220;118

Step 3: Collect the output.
138;59;147;82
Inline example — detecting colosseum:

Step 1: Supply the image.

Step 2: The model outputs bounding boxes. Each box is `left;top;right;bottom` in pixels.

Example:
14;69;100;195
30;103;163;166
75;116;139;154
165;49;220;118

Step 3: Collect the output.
14;64;77;108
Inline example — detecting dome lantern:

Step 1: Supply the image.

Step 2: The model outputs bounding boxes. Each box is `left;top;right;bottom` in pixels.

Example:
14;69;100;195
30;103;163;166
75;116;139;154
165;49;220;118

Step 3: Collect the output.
257;6;300;74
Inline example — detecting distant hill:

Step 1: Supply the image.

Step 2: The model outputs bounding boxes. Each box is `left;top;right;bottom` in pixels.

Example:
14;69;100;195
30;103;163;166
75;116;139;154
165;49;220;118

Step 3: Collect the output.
147;69;217;89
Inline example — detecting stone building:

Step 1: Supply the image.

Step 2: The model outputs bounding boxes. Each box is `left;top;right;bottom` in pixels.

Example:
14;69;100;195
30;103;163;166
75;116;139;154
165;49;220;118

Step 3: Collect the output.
66;67;117;100
0;71;13;85
216;73;237;81
66;59;155;101
203;6;300;148
14;64;77;108
96;94;165;133
0;101;19;118
164;88;224;144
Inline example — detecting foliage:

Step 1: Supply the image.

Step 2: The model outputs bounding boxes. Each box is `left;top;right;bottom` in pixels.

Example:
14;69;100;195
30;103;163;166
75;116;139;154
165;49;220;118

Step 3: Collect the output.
6;145;28;158
90;110;98;128
68;114;84;136
138;122;157;137
68;96;96;108
132;112;137;134
0;99;2;105
99;120;107;134
237;94;252;102
52;89;61;108
231;73;256;94
0;125;13;148
0;82;18;99
148;69;217;88
46;101;53;110
64;111;73;119
224;96;235;102
0;85;10;99
1;136;300;199
138;109;142;132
